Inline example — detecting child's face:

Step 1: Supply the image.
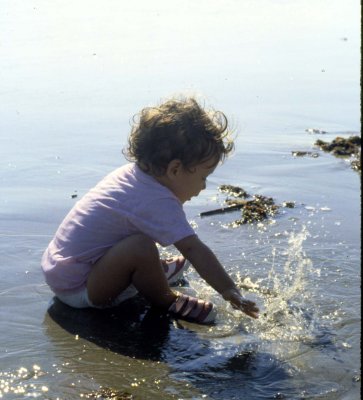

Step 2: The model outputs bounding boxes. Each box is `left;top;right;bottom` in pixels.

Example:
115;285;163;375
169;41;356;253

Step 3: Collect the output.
172;158;218;204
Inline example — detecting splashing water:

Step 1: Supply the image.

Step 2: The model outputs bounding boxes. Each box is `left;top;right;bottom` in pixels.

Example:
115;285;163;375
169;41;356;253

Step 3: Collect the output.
248;226;317;343
184;226;318;344
183;226;318;346
269;226;312;298
163;226;324;389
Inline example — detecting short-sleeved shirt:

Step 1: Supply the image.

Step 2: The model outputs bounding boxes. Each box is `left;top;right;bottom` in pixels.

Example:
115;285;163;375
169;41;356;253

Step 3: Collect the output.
41;163;195;293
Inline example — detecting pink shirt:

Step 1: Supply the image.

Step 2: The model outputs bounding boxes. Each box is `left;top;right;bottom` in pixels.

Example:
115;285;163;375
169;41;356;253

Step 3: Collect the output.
41;163;195;293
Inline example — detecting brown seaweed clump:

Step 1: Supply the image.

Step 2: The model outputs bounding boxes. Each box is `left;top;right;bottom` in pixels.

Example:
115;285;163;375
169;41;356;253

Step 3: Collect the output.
219;184;250;198
315;135;361;173
315;135;360;156
351;158;361;173
291;151;319;158
82;387;134;399
230;195;279;225
201;185;295;226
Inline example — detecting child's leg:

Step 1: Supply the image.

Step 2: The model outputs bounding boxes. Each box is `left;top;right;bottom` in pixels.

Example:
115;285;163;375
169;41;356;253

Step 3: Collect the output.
87;234;177;308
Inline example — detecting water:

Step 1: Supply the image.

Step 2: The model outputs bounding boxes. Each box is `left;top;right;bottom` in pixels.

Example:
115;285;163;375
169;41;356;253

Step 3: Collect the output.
0;1;361;399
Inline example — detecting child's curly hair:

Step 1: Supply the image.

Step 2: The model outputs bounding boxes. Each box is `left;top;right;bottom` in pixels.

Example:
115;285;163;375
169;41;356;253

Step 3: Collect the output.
124;97;235;176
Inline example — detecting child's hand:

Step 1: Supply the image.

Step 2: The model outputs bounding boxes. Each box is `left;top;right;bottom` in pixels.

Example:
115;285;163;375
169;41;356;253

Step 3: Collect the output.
222;288;259;319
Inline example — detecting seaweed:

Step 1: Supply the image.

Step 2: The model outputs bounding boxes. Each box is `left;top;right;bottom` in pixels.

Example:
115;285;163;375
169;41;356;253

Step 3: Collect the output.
315;136;360;157
219;184;250;198
314;135;361;173
231;195;279;225
201;186;293;226
82;387;134;399
291;151;319;158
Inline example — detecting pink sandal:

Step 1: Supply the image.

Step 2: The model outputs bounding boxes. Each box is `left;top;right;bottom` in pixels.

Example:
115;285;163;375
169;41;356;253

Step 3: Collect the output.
168;293;217;324
162;256;190;285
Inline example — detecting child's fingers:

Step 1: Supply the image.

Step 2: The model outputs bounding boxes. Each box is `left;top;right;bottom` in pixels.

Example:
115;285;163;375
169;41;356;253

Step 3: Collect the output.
232;299;260;319
243;308;259;319
242;303;259;319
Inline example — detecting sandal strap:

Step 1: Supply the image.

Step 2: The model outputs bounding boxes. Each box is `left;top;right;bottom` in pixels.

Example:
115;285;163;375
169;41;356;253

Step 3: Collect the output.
169;294;197;315
180;296;198;317
187;299;213;322
195;301;214;323
168;293;215;324
165;258;184;280
162;257;188;283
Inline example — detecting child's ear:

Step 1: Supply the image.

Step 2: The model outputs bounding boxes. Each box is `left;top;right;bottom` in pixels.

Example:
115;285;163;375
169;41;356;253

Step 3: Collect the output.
166;159;182;179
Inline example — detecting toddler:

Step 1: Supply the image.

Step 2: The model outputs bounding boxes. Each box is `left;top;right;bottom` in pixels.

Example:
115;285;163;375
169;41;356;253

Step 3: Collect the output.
41;96;259;324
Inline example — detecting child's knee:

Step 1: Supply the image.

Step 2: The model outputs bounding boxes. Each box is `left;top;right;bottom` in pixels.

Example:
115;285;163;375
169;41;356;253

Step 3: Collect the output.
127;234;159;260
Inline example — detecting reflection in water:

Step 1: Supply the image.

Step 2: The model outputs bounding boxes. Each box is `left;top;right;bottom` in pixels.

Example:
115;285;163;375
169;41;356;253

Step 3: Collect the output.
45;296;293;400
46;296;171;362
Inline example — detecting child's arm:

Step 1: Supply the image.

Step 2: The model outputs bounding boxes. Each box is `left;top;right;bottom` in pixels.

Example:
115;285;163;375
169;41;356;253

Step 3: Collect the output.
175;235;259;319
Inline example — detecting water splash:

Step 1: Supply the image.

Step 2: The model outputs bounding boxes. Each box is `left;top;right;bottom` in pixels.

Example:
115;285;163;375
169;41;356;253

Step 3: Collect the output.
224;226;319;345
254;227;317;342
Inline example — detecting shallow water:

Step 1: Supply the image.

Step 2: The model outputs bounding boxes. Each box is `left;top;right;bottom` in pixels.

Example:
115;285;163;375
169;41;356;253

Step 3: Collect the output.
1;1;361;399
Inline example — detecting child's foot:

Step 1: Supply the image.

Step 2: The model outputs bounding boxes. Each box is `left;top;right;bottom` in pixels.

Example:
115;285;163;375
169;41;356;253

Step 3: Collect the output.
162;256;190;285
168;293;217;324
